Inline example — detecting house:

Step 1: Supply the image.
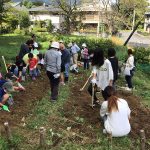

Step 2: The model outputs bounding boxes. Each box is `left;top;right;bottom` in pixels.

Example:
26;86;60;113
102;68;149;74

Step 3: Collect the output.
77;2;111;34
144;12;150;33
28;4;63;29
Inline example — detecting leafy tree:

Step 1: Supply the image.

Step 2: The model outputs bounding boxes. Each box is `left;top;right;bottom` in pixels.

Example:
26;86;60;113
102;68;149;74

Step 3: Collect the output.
46;20;54;32
53;0;82;34
111;0;149;30
19;11;30;28
22;0;33;8
0;0;10;33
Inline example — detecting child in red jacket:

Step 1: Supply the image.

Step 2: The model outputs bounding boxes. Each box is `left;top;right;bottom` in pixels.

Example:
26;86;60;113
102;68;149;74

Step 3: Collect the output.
28;53;38;80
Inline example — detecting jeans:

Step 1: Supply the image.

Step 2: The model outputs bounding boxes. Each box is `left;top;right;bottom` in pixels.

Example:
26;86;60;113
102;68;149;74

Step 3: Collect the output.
14;67;26;76
30;68;37;77
64;63;70;78
83;59;89;70
47;71;60;100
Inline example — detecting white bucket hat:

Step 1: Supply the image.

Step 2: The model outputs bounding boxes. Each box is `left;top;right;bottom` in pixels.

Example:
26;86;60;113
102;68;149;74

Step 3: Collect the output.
68;43;72;47
59;40;64;43
82;43;86;47
51;42;60;49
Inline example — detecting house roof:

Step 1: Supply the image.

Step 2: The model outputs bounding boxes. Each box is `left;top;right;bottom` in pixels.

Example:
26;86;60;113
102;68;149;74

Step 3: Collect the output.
14;5;28;11
77;3;111;12
29;5;61;12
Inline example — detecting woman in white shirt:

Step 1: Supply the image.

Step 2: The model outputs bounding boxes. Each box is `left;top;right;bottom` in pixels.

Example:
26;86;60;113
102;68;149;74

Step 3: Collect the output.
100;86;131;137
88;48;114;106
125;49;135;91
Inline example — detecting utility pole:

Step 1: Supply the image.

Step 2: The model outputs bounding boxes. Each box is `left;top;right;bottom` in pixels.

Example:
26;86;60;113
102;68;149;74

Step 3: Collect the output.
132;9;136;31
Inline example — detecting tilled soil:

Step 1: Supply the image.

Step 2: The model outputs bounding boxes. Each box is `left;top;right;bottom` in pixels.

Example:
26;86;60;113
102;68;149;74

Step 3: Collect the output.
0;73;49;128
63;73;150;147
0;71;149;149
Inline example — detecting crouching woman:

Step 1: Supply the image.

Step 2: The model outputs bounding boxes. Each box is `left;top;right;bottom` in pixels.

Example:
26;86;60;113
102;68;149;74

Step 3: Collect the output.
100;86;131;137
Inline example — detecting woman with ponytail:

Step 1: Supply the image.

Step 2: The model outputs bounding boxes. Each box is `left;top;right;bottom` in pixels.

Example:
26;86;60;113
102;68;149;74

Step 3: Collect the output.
100;86;131;137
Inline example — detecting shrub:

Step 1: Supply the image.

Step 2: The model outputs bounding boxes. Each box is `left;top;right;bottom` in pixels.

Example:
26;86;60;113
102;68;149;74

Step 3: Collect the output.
134;47;150;63
32;27;47;32
14;29;25;35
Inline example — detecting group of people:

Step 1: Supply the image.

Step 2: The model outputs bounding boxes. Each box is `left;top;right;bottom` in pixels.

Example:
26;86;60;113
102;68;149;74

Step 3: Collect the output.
87;47;135;137
0;34;135;138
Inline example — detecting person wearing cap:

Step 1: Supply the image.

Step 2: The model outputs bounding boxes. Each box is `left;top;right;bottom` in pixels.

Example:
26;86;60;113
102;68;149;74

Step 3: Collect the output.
81;43;89;70
44;41;61;102
0;82;14;107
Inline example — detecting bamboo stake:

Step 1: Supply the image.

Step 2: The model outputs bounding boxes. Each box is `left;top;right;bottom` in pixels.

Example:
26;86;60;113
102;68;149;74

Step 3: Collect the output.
2;56;8;73
140;130;146;150
4;122;12;141
39;127;46;148
108;132;112;150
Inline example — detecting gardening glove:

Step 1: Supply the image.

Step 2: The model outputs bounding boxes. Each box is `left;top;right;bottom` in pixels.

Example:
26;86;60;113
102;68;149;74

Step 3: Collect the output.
2;105;10;112
53;73;60;79
91;78;96;84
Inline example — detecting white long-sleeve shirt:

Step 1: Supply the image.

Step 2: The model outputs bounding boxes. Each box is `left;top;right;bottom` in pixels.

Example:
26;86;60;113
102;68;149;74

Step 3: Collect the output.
92;59;114;90
100;98;131;137
126;55;135;70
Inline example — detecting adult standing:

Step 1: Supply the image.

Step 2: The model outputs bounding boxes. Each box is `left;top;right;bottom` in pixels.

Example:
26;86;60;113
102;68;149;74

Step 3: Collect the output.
60;43;71;84
18;39;33;60
100;86;131;137
71;41;80;66
18;39;33;81
108;48;118;85
81;43;89;70
44;42;61;102
124;49;135;91
31;34;38;48
88;48;114;106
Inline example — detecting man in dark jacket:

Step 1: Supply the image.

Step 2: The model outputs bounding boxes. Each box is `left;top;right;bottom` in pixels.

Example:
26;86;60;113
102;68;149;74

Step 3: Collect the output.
60;43;70;83
18;39;33;60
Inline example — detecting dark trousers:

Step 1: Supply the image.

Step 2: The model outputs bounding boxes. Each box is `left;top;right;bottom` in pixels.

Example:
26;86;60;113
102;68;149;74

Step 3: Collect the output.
83;59;89;70
47;71;60;100
125;75;133;88
125;69;134;88
88;83;108;102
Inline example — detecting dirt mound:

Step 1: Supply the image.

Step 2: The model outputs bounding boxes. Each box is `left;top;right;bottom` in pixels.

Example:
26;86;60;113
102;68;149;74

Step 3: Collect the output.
0;73;49;128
